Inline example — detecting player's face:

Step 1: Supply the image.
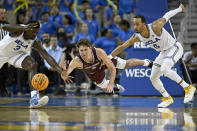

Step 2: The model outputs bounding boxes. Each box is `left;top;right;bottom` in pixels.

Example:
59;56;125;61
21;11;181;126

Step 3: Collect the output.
0;8;6;21
133;18;144;33
191;45;197;55
29;28;40;39
78;45;91;57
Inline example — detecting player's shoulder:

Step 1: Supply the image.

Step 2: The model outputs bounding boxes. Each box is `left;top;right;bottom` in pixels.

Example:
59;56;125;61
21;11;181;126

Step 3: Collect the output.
72;56;83;68
95;47;105;54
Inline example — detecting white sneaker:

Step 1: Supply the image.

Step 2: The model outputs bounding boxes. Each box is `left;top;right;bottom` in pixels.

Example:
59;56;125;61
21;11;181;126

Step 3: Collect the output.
115;84;125;93
158;96;174;108
30;94;49;108
144;59;153;68
184;85;196;103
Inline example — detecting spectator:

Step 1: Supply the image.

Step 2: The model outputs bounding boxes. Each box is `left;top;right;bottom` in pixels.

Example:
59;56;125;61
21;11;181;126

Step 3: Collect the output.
183;43;197;84
49;5;63;26
83;8;100;39
0;0;15;24
62;15;75;44
38;11;57;40
105;14;121;38
40;35;63;95
117;19;135;53
42;32;51;51
78;0;90;21
118;0;136;29
56;0;73;13
74;23;95;43
56;26;68;48
94;28;117;55
89;0;107;12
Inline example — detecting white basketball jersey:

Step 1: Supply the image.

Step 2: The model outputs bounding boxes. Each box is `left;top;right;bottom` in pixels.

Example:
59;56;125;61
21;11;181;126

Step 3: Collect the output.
136;24;176;52
0;33;35;56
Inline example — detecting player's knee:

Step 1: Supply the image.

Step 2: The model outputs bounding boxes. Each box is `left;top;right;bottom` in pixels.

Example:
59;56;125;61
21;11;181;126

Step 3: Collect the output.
150;74;156;82
160;66;170;76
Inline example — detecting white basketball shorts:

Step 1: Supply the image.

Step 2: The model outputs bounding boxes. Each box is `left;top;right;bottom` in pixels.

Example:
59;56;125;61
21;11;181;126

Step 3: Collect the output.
0;52;29;69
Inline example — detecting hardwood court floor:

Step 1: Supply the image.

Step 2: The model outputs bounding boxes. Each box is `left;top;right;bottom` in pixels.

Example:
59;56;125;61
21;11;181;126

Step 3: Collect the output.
0;95;196;131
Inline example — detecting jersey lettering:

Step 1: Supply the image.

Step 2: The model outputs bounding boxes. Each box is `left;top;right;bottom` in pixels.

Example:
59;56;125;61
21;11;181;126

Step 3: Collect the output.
145;38;160;49
13;39;28;51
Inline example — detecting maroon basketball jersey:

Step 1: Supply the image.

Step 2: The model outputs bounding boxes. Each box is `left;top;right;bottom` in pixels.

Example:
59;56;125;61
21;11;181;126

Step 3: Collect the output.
78;48;117;84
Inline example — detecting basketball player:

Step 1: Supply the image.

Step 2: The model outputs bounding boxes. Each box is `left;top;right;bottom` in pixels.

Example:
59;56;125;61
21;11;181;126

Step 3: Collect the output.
0;21;66;108
110;4;196;107
61;38;152;93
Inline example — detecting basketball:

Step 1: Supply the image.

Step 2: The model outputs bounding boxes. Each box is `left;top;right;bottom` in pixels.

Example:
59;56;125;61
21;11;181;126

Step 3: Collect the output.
31;73;49;91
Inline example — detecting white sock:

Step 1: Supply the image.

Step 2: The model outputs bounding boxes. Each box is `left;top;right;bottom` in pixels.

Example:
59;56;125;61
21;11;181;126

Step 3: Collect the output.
162;91;170;97
180;80;189;88
31;90;38;98
143;59;149;66
163;7;182;21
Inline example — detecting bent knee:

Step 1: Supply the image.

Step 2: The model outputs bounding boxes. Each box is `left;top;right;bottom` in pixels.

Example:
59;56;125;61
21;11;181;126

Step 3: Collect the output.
22;56;37;70
160;66;170;76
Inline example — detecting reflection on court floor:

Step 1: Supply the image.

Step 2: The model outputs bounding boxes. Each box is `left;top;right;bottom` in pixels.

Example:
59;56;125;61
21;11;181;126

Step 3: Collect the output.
0;96;196;131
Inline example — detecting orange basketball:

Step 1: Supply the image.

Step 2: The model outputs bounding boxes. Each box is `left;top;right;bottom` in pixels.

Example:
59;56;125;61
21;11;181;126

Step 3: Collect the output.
31;73;49;91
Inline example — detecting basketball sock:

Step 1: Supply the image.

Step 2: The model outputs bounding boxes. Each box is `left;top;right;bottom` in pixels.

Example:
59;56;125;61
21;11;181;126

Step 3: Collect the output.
163;69;189;88
31;90;38;98
151;78;170;97
162;91;170;97
179;80;189;89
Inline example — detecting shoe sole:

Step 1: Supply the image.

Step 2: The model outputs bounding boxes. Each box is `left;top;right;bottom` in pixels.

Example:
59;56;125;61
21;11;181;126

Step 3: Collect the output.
158;99;174;108
117;84;125;93
184;87;196;103
30;96;49;108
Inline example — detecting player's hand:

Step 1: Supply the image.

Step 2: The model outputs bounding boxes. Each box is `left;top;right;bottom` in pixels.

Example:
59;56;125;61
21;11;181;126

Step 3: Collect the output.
104;84;114;93
180;3;185;12
61;71;74;84
61;60;70;70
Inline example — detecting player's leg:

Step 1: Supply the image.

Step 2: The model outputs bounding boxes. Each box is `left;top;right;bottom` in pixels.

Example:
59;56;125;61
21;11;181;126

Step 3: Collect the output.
160;42;196;103
150;52;173;107
96;79;125;94
150;64;173;107
110;56;152;69
125;58;153;68
8;54;49;108
21;56;37;90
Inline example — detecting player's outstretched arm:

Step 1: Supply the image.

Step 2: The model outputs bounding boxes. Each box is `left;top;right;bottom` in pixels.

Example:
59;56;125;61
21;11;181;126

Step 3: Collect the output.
111;34;140;57
1;24;30;36
32;39;63;74
61;58;82;84
97;48;116;93
152;3;184;35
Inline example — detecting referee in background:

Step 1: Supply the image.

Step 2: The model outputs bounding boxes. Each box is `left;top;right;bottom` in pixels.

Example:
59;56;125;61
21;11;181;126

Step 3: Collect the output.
0;5;15;96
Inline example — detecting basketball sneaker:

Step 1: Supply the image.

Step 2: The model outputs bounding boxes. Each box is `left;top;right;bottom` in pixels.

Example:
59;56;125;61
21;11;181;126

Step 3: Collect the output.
144;59;153;68
158;96;174;108
114;84;125;93
30;94;49;108
184;85;196;103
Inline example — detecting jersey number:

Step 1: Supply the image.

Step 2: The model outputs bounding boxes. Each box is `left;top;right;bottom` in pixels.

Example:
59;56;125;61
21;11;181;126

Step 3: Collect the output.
153;44;160;49
14;39;28;51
